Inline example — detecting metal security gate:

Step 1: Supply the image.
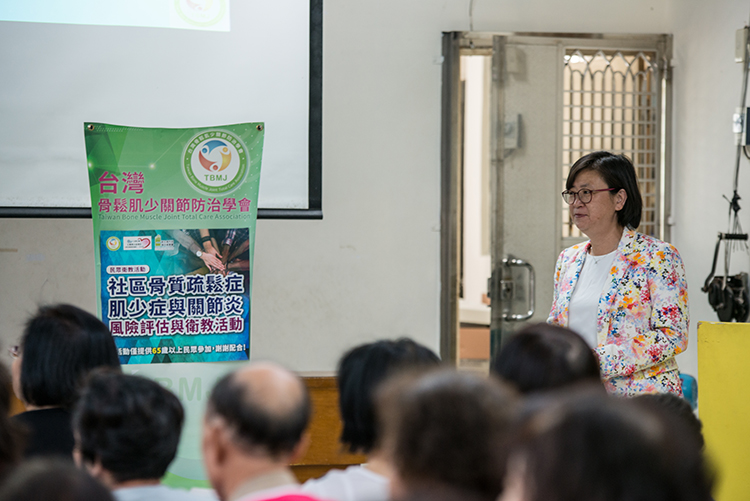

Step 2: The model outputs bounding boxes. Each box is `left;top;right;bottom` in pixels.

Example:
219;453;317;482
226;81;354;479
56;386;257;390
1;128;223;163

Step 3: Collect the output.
562;47;669;241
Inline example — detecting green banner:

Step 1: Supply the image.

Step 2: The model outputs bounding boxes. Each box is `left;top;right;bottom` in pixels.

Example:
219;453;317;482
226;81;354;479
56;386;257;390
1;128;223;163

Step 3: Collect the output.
86;122;263;364
85;122;264;486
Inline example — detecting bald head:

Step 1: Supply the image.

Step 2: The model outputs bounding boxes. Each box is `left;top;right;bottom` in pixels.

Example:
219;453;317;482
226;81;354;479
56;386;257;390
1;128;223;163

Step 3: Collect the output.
207;362;311;459
233;362;307;416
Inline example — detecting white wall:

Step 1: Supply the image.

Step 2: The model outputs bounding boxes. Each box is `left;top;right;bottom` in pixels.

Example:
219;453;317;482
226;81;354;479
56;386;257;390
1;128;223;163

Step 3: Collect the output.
1;0;745;374
252;0;672;370
669;0;750;380
268;0;741;373
277;0;672;371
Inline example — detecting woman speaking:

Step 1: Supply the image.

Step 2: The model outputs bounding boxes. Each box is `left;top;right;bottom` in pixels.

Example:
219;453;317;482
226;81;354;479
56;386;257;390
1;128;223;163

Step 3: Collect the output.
548;151;688;396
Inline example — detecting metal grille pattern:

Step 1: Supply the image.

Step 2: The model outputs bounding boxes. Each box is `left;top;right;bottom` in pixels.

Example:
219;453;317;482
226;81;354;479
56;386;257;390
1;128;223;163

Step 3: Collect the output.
562;49;660;238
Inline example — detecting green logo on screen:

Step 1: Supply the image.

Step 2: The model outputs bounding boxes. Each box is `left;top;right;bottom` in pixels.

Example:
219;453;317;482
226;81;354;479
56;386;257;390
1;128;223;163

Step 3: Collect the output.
183;130;248;196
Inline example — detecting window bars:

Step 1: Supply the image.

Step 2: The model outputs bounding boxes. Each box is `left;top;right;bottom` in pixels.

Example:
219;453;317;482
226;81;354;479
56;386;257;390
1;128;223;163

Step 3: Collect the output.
562;49;660;238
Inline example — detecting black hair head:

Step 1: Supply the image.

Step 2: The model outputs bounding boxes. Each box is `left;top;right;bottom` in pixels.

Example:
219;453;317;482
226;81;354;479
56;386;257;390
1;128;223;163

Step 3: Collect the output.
566;151;643;229
73;369;184;483
0;458;114;501
377;370;517;501
20;304;120;408
337;338;441;453
507;391;714;501
632;392;704;448
490;323;602;394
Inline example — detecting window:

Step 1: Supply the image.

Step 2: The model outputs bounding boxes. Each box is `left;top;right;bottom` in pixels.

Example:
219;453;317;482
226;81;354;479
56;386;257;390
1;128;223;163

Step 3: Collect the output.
562;49;665;240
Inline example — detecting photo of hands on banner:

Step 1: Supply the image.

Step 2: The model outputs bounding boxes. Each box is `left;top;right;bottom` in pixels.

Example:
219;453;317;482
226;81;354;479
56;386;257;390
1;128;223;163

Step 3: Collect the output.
100;227;251;364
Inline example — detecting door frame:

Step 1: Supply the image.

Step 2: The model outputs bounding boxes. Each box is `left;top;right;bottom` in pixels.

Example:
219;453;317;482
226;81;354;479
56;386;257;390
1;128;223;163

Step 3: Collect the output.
440;31;673;363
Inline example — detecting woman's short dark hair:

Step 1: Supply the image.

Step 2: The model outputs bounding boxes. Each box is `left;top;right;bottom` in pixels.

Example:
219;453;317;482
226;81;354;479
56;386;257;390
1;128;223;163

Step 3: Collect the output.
566;151;643;229
0;458;114;501
338;338;440;453
490;323;602;394
632;392;704;448
506;391;714;501
376;370;517;501
73;369;184;483
19;304;120;408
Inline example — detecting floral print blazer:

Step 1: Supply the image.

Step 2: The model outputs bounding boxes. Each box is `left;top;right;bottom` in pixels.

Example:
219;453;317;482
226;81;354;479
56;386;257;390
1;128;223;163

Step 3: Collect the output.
548;228;689;396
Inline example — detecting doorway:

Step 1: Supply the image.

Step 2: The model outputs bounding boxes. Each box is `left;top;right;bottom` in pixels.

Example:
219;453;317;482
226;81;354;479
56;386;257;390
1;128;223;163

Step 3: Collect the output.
440;32;673;371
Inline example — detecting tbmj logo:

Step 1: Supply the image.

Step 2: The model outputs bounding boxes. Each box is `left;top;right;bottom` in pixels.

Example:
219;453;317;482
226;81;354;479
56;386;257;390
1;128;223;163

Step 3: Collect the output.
183;130;248;196
106;236;121;251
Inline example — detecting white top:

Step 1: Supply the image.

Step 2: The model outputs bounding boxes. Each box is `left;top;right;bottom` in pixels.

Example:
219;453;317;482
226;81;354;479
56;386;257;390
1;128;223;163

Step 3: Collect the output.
567;250;617;348
114;485;210;501
301;465;389;501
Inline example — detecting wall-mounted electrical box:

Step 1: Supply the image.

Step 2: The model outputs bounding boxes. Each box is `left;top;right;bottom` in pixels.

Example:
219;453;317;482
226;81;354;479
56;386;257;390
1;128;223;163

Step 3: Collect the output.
504;114;522;151
736;27;748;63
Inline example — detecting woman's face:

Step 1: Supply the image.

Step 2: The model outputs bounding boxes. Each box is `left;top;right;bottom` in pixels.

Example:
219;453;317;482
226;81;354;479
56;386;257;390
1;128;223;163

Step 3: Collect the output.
568;169;626;238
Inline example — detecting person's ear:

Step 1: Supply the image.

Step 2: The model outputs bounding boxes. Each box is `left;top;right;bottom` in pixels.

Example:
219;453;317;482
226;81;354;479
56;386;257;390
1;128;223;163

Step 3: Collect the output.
201;417;232;501
202;418;229;470
288;432;311;464
87;460;103;477
84;459;117;488
72;446;83;469
615;188;627;211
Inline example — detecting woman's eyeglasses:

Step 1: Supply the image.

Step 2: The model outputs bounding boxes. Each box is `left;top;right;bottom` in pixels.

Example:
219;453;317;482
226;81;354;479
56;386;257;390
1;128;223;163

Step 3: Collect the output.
7;345;19;359
561;188;616;205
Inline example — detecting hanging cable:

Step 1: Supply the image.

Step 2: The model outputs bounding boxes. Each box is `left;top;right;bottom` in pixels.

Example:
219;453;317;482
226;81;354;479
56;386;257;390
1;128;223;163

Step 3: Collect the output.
727;14;750;254
703;12;750;322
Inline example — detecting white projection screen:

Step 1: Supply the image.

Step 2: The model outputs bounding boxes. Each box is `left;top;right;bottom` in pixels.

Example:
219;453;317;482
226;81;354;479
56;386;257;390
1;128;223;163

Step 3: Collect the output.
0;0;322;218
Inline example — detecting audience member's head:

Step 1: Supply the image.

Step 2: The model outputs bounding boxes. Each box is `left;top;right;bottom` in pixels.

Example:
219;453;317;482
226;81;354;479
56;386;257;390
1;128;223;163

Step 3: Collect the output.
0;458;114;501
500;390;714;501
14;304;120;409
0;362;24;480
377;370;517;501
338;338;440;454
72;369;184;488
632;392;704;448
490;323;602;394
202;362;311;501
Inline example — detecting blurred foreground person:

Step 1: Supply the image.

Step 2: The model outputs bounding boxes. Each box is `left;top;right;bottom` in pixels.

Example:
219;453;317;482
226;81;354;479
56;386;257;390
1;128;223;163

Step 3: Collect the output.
202;362;322;501
632;392;704;449
303;338;440;501
500;390;714;501
73;370;203;501
377;370;517;501
491;323;602;394
0;458;114;501
11;304;120;459
0;362;24;484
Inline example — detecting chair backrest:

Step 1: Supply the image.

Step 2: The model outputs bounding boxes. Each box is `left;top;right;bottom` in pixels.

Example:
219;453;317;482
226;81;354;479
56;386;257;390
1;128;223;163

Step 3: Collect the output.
680;373;698;410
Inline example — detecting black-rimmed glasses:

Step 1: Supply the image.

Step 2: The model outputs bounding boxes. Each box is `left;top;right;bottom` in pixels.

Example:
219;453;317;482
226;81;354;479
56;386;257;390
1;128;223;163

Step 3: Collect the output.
561;188;616;205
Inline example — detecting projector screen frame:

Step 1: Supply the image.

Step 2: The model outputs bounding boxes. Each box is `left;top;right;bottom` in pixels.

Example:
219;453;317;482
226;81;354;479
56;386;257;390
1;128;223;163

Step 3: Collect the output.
0;0;323;221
